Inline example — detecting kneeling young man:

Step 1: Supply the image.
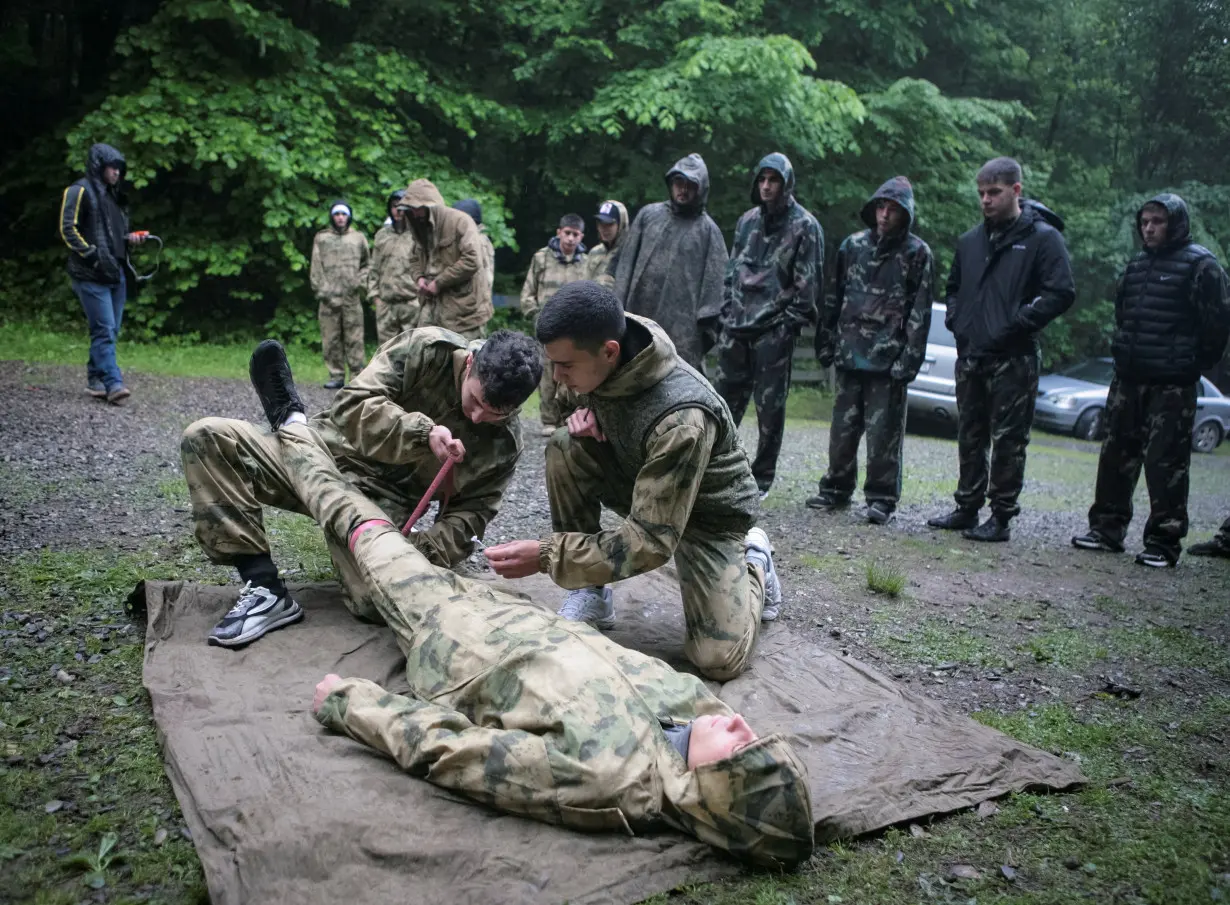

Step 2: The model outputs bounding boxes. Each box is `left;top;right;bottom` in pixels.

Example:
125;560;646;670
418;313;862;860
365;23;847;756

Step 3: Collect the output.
240;340;813;867
180;327;540;647
484;282;782;681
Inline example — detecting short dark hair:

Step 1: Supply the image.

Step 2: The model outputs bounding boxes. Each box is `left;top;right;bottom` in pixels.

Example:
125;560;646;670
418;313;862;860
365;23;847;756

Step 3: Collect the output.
977;157;1023;186
536;281;626;352
472;329;543;411
559;213;584;232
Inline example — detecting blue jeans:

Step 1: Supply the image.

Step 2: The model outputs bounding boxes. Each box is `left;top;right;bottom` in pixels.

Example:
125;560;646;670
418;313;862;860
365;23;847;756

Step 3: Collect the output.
72;275;127;391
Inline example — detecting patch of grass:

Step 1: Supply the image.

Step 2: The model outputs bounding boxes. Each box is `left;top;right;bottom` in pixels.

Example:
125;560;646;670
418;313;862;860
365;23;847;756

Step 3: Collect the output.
784;385;835;423
866;560;906;596
1022;625;1228;677
873;608;1006;667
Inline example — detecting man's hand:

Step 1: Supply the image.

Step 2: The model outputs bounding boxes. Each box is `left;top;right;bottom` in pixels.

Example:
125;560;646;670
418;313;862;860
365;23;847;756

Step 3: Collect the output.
417;277;432;294
567;407;606;442
126;232;146;245
484;540;543;578
425;279;439;296
428;425;466;463
312;673;343;714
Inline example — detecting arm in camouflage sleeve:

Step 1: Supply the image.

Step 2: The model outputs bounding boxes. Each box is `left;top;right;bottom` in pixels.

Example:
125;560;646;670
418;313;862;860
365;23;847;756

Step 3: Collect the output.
779;216;823;331
310;233;325;298
721;217;744;323
317;677;560;824
543;409;716;589
357;233;371;297
408;453;518;566
435;219;481;291
328;340;440;465
890;244;936;382
519;252;542;319
815;239;846;365
366;233;383;299
1194;258;1230;371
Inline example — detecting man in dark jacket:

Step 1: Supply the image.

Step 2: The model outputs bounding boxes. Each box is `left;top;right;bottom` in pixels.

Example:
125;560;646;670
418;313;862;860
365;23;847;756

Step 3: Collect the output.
614;154;728;370
716;153;823;497
59;142;144;405
812;177;935;523
928;157;1075;541
1072;194;1230;567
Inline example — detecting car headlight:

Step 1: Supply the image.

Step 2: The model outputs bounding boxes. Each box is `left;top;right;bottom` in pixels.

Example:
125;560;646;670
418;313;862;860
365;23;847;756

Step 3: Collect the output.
1043;393;1080;409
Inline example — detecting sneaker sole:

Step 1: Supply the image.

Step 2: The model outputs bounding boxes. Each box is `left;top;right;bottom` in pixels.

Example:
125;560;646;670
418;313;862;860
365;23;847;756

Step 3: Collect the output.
1071;538;1122;552
761;605;781;622
1135;556;1174;569
208;604;305;648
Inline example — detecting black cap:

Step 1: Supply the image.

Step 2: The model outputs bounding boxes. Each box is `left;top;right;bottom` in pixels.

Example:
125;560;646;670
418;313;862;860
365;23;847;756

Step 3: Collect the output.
595;201;619;224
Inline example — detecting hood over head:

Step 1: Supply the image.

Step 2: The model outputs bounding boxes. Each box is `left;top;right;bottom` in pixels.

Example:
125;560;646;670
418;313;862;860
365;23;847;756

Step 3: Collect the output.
386;189;406;218
1021;198;1065;233
86;143;127;184
398;178;447;210
665;153;710;217
453;198;483;226
1135;192;1192;249
861;176;916;233
328;199;353;230
596;199;629;245
663;733;815;868
749;152;796;209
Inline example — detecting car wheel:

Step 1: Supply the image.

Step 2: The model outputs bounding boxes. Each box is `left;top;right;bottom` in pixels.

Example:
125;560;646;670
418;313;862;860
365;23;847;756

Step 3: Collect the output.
1191;420;1223;454
1074;407;1105;442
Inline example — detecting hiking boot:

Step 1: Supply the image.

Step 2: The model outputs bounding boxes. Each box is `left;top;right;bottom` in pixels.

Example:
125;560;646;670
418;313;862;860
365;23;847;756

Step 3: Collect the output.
106;385;131;406
963;515;1011;542
323;376;344;390
208;582;304;648
86;380;106;398
805;491;849;511
1134;547;1176;568
557;585;615;629
744;527;783;621
1071;531;1124;553
250;340;306;430
866;501;894;525
1188;537;1230;559
927;508;979;530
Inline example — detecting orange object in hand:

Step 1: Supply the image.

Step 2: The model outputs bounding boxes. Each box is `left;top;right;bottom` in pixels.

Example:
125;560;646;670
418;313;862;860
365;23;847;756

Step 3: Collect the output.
131;230;150;238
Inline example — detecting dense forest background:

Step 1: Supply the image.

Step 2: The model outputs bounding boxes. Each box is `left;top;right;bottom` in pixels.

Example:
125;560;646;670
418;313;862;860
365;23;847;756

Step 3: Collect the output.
1;0;1227;368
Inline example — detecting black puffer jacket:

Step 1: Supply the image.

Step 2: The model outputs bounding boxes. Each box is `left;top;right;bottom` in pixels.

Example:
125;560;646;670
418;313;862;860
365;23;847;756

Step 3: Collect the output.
1112;193;1230;385
59;143;130;285
944;200;1075;358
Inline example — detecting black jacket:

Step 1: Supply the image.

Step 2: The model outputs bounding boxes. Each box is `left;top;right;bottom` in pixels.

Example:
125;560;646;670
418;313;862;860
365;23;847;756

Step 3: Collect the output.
1112;193;1230;385
944;200;1075;358
59;143;129;285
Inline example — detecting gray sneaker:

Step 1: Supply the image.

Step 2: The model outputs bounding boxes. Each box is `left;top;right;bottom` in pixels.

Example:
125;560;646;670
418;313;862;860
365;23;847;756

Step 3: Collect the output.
745;527;783;621
208;582;303;648
557;585;615;629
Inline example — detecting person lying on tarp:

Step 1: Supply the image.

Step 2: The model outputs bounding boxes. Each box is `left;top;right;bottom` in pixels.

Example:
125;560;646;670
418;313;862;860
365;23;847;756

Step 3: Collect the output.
244;337;815;869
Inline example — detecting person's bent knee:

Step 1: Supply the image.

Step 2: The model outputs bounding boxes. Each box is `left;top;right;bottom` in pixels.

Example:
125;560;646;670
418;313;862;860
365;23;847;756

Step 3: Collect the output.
180;416;241;461
687;638;753;682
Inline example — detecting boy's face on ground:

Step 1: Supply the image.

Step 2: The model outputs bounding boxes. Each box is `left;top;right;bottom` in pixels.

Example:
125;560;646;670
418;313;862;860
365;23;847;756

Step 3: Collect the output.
1140;205;1169;248
557;226;583;257
876;199;907;236
332;211;349;229
687;713;758;769
544;338;620;395
670;177;697;207
977;180;1021;224
597;220;619;245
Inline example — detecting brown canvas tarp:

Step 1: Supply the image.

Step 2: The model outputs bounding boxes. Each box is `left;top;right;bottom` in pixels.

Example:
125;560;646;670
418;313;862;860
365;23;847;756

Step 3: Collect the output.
138;572;1083;905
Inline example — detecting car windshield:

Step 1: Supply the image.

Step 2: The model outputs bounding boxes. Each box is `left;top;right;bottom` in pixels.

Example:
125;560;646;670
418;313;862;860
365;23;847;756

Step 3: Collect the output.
1059;360;1114;385
927;315;955;348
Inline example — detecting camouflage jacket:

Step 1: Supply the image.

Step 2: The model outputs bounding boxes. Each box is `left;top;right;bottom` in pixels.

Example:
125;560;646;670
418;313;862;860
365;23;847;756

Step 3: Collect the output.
313;522;814;868
310;225;370;304
519;237;589;318
585;200;629;289
310;327;522;566
722;153;823;339
817;178;935;379
400;179;489;334
475;225;496;322
366;222;419;305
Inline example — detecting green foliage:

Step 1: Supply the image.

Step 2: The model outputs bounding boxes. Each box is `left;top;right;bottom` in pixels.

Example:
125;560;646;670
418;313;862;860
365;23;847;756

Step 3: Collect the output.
865;561;906;596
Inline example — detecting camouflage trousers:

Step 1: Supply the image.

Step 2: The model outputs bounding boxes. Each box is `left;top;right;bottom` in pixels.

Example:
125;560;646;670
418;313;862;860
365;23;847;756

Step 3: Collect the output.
319;298;366;380
533;316;576;427
545;431;766;680
180;416;440;622
374;298;420;347
415;298;487;341
1087;378;1197;560
714;324;794;492
954;354;1039;519
817;370;908;508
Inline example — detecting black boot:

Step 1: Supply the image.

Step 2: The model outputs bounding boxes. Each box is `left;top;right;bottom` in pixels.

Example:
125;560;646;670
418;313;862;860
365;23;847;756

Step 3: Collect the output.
323;376;344;390
963;515;1011;542
927;508;979;530
250;340;306;430
1188;537;1230;559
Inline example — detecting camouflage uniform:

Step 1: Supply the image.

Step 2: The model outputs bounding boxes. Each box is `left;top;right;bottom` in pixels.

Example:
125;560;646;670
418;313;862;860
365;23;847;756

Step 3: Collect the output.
717;153;823;493
181;328;522;618
543;316;765;681
815;178;934;510
585;200;628;289
310;204;369;381
269;421;813;867
520;236;589;427
367;219;419;346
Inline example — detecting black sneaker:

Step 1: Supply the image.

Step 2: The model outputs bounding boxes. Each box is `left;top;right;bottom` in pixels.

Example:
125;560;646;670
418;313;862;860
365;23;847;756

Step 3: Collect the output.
1134;547;1176;568
806;492;849;510
927;508;980;530
866;501;894;525
250;340;306;430
963;515;1011;542
1188;537;1230;559
323;376;344;390
1071;531;1124;553
208;582;304;647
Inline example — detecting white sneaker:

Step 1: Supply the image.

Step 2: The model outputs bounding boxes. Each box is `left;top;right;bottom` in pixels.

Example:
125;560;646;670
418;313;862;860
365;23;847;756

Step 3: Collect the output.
208;582;303;648
744;527;783;621
557;585;615;629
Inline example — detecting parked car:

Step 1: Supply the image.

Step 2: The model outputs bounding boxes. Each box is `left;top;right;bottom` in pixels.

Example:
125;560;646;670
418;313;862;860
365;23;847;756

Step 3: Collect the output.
907;304;959;423
1034;357;1230;453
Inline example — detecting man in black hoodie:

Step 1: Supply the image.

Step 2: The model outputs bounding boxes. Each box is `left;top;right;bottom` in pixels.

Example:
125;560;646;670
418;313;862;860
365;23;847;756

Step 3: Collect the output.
928;157;1075;542
59;142;144;405
1072;194;1230;567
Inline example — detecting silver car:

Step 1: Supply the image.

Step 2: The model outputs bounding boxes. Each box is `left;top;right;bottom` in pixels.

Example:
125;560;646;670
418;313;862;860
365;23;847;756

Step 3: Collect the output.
907;304;959;423
1034;357;1230;453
